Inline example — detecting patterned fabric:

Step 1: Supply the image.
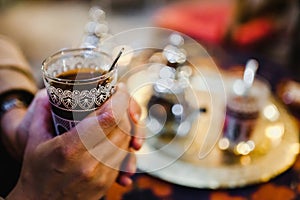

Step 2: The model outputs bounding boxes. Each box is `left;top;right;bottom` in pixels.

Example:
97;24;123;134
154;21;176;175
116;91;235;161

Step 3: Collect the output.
107;155;300;200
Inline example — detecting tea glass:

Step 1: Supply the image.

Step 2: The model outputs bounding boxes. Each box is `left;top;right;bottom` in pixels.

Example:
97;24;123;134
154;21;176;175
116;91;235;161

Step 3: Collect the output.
42;48;117;135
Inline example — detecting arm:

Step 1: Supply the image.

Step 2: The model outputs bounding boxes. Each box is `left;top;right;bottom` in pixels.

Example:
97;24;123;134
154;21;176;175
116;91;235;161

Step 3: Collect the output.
0;35;37;160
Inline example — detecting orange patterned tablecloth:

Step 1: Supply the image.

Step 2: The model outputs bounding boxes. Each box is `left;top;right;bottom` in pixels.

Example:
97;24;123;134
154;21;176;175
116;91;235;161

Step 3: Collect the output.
106;153;300;200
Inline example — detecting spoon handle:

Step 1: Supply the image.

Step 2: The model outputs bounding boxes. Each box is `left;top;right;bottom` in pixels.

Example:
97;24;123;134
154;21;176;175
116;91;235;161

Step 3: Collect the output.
243;59;258;90
108;47;124;72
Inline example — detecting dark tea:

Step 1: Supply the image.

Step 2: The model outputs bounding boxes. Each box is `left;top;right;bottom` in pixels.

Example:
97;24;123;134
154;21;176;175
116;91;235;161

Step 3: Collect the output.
55;68;111;89
56;68;106;80
47;68;115;134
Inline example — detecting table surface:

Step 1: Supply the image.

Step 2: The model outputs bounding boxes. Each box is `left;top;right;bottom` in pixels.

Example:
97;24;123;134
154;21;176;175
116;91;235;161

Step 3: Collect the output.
106;157;300;199
106;96;300;200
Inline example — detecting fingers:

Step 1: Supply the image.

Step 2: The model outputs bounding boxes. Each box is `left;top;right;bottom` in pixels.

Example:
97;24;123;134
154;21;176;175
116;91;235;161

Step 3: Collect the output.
130;125;144;151
52;82;141;187
66;83;131;151
117;89;143;151
117;153;137;186
62;82;141;153
120;152;136;175
60;83;132;169
117;174;133;186
25;89;54;149
129;97;141;124
88;114;132;169
128;98;144;150
95;83;130;131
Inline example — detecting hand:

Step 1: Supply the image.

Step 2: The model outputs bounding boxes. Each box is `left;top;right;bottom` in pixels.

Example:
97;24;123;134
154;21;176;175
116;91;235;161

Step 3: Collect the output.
116;95;144;186
7;86;134;200
0;103;27;160
0;85;143;163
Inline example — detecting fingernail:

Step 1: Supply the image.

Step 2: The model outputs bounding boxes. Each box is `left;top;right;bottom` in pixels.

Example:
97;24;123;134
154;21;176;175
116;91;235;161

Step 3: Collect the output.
123;177;133;186
132;137;143;150
137;137;144;146
133;113;140;123
117;82;126;91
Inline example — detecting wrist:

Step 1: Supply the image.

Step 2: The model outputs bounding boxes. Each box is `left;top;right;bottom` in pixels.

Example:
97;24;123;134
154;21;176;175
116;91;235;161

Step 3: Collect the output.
0;90;33;160
6;179;33;200
1;107;27;160
0;90;33;119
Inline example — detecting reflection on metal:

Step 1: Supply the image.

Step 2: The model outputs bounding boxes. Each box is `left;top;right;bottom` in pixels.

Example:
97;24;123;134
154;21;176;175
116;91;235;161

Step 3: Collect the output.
265;124;284;139
235;140;255;155
263;104;280;121
136;80;299;189
218;138;230;150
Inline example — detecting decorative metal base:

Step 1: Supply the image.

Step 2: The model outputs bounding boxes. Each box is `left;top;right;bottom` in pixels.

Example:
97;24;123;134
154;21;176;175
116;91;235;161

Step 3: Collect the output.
132;71;299;189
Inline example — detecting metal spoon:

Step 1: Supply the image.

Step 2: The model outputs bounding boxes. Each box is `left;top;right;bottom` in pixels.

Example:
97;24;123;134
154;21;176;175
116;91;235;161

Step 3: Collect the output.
108;47;124;72
243;59;258;96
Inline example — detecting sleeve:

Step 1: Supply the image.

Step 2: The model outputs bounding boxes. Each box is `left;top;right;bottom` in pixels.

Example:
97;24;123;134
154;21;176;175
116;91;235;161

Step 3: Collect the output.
0;35;37;96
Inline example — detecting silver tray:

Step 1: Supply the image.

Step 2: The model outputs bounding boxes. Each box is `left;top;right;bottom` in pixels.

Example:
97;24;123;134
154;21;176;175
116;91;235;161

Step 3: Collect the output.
128;69;299;189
